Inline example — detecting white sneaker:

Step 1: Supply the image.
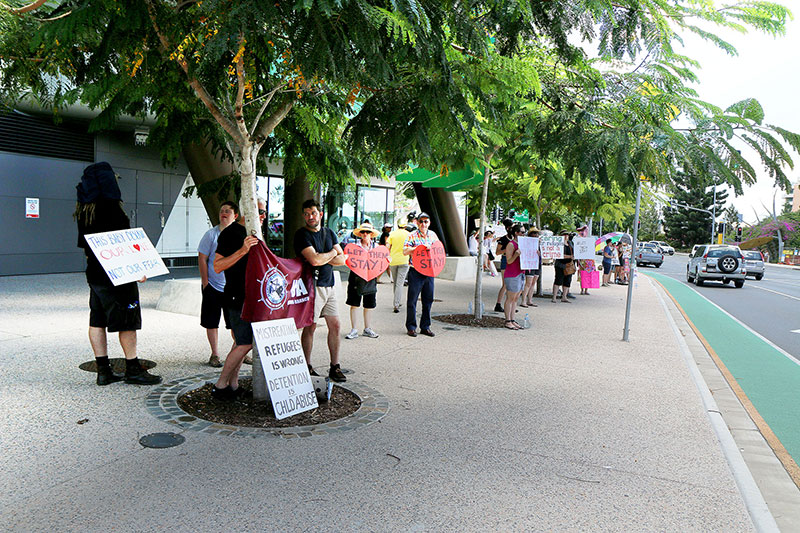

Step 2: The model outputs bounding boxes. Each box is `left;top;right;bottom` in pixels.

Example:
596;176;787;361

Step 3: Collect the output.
363;328;379;338
345;329;359;340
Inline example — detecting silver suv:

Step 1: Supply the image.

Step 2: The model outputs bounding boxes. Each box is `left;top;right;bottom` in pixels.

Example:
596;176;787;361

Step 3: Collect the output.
686;245;746;288
742;250;765;280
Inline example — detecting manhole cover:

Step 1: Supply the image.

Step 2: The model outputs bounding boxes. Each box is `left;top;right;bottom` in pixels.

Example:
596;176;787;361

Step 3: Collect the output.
139;432;185;449
79;358;157;373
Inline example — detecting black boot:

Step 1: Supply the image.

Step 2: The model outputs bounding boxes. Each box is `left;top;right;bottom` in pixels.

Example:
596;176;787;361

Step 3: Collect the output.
124;358;162;385
96;362;123;386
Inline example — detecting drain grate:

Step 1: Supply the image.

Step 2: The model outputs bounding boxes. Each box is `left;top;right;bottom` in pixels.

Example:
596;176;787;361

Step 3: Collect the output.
139;432;185;449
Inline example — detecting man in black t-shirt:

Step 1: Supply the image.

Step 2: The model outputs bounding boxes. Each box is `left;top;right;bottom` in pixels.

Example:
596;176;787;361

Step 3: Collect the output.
211;198;266;400
76;162;162;387
294;199;347;382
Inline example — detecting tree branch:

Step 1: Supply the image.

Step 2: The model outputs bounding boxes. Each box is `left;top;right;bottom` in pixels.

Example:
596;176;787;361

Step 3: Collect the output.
253;99;294;145
144;0;243;145
248;83;285;137
8;0;47;15
233;34;249;142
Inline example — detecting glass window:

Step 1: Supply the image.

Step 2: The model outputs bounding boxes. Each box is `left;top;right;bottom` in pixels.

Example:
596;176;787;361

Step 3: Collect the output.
357;186;389;227
256;175;285;256
323;185;356;242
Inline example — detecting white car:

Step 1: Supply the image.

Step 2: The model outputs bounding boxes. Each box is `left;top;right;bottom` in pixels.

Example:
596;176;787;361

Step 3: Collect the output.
686;244;746;288
649;241;675;255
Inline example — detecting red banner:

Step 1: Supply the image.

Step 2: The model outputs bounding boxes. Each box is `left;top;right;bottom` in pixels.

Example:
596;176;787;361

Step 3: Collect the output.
411;241;446;277
344;243;390;281
242;241;316;329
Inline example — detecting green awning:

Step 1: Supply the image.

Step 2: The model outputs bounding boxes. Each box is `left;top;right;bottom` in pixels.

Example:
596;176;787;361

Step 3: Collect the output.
395;161;486;191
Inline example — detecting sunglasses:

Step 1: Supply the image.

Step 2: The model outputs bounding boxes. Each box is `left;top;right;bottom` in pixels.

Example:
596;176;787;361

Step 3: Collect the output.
258;209;266;215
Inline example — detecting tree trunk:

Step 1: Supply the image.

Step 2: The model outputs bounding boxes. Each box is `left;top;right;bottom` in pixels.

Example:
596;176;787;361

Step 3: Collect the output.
473;152;494;319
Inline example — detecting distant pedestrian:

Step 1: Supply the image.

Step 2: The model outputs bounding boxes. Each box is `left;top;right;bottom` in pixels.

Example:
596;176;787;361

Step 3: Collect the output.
601;238;614;286
468;229;479;256
482;230;497;276
387;220;412;313
494;218;514;312
404;212;439;337
576;224;594;295
503;224;526;329
75;162;162;387
520;227;541;306
198;201;239;368
377;222;393;283
344;223;381;340
552;230;574;303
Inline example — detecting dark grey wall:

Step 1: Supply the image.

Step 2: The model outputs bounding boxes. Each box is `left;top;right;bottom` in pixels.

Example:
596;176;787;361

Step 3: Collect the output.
1;130;190;276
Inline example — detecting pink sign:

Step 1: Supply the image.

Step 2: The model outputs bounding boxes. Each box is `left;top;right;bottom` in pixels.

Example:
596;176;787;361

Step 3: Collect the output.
412;241;446;277
344;244;390;281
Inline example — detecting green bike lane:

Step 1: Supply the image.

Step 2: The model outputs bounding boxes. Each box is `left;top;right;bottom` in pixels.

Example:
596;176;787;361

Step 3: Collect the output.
645;271;800;483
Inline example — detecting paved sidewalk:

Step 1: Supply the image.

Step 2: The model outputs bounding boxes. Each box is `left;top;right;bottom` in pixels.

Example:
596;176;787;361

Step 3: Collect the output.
0;269;767;531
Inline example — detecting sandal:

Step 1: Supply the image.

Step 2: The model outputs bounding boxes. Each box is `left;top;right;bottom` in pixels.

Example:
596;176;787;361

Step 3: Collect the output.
504;320;520;330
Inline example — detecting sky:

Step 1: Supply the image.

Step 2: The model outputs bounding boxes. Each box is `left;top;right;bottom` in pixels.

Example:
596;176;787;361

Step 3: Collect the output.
676;9;800;224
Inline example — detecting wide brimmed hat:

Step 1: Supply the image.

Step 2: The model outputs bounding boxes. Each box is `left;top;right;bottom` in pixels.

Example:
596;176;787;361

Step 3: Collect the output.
353;222;380;237
560;230;572;235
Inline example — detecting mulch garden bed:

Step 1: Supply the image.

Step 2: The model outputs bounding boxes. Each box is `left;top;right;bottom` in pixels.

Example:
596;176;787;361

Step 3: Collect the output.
177;378;361;428
434;314;508;328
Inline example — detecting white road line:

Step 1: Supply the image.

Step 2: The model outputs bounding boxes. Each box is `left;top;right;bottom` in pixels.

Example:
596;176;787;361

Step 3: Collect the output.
792;329;800;334
750;284;800;302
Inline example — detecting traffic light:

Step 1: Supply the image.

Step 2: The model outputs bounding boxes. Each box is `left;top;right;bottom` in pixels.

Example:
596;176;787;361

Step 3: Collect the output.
737;226;743;240
717;222;724;234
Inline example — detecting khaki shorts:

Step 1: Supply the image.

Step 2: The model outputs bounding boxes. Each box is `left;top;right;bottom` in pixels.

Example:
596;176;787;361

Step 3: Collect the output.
314;284;339;322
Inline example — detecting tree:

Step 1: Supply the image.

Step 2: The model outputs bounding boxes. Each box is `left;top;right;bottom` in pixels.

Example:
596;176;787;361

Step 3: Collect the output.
663;173;728;248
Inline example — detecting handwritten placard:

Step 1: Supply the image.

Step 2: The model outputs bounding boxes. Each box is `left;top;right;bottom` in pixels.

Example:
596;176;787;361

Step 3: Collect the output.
412;241;446;277
344;244;390;281
252;318;318;420
83;227;169;286
540;236;564;260
573;236;597;260
518;236;540;270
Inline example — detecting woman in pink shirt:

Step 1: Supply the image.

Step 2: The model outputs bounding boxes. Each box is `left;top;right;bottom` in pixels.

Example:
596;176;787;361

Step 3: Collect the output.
503;224;526;330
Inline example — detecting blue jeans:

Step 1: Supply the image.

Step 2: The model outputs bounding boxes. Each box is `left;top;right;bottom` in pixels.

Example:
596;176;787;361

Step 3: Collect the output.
405;268;434;332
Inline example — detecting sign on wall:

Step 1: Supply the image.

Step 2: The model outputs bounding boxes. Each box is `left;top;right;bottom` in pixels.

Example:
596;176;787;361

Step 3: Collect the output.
573;236;597;260
518;236;540;270
25;198;39;219
539;236;564;260
83;227;169;285
252;318;318;420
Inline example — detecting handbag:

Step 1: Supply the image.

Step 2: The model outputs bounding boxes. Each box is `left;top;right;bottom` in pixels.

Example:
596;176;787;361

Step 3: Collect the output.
563;261;576;276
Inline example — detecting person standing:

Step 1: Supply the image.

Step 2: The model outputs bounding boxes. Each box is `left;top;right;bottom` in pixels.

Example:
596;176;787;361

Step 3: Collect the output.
376;222;393;284
520;227;541;306
503;224;526;330
551;230;574;303
494;218;514;312
387;219;412;313
75;162;162;386
482;230;497;276
294;199;347;382
198;201;239;368
601;238;614;286
211;198;267;400
403;212;439;337
344;223;381;339
467;229;479;256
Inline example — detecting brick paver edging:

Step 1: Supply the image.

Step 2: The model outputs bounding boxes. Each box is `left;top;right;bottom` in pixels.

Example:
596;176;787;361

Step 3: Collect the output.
144;372;389;439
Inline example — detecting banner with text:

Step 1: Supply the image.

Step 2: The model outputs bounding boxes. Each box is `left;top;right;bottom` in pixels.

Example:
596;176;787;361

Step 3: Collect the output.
84;228;169;286
518;236;540;270
573;236;597;260
540;236;564;260
242;241;316;329
252;318;318;420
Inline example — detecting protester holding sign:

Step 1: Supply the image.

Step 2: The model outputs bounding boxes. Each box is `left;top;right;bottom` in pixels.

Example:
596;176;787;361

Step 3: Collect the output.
493;218;514;313
294;199;347;383
344;223;383;340
211;198;267;400
403;212;439;337
520;227;541;307
575;224;596;295
198;201;239;368
502;224;526;330
75;162;162;386
551;231;575;303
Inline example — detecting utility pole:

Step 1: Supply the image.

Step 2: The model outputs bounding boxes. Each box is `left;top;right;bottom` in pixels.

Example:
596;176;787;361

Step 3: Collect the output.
623;179;642;342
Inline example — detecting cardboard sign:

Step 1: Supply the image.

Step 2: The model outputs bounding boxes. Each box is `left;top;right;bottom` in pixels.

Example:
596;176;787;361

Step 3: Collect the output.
573;237;597;260
518;236;540;270
26;198;39;219
540;236;564;260
252;318;318;420
412;240;446;277
344;243;390;281
83;227;169;286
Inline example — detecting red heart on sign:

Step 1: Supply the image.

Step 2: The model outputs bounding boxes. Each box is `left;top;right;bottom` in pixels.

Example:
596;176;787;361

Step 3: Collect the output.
133;244;141;251
344;244;390;281
412;241;446;277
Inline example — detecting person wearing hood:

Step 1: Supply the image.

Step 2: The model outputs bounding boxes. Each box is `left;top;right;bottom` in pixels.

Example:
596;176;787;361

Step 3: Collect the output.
75;162;162;386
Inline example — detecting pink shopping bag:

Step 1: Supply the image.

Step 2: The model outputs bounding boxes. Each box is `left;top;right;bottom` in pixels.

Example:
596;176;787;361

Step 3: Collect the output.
581;269;600;289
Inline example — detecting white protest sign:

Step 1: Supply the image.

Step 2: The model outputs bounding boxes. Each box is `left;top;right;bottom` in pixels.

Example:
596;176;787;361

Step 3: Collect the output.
518;236;540;270
573;236;596;260
84;227;169;286
540;236;564;260
493;224;507;238
26;198;40;219
252;318;318;420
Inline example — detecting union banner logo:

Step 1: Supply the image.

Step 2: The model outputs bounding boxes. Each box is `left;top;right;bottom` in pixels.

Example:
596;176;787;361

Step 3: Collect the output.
258;267;289;311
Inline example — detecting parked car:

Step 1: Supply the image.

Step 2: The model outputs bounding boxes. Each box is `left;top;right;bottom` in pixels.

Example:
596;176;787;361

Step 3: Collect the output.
636;243;664;267
649;241;675;255
741;250;765;280
686;244;746;287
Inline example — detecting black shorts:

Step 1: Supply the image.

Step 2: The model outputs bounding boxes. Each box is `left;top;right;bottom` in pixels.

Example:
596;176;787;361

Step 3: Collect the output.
346;282;377;309
553;266;573;287
224;302;253;346
200;285;231;330
89;282;142;332
602;262;612;275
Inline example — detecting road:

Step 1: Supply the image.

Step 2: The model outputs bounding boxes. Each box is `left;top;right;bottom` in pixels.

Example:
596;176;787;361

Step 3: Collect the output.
637;253;800;362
